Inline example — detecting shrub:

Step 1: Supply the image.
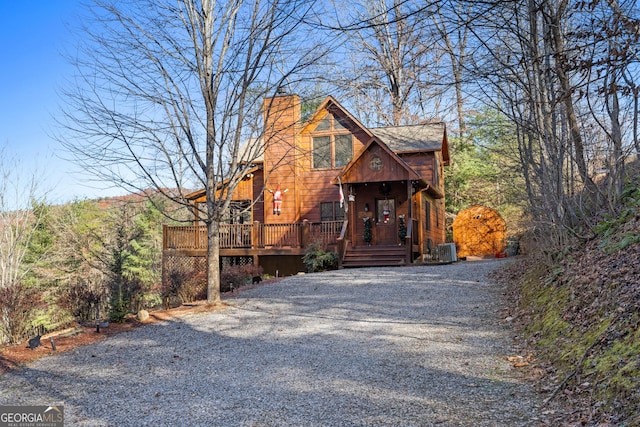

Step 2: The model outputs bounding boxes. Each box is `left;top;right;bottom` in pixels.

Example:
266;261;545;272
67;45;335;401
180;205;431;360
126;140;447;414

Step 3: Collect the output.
0;283;43;344
178;271;207;303
220;264;264;292
162;270;207;308
303;241;338;273
59;270;109;323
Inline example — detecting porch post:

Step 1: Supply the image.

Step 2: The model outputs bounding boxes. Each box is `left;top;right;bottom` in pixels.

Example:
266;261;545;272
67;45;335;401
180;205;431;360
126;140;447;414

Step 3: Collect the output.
406;180;413;263
407;180;413;218
350;189;356;248
252;221;260;249
301;219;310;248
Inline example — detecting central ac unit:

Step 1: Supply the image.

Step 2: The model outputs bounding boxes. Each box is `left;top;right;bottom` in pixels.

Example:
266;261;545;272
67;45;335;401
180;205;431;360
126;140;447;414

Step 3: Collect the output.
437;243;457;263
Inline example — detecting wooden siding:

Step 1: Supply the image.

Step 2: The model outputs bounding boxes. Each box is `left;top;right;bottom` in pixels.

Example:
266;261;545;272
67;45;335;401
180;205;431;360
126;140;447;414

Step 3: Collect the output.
416;191;446;252
263;94;300;224
295;109;370;223
229;175;254;201
400;152;435;186
344;144;410;184
252;168;265;223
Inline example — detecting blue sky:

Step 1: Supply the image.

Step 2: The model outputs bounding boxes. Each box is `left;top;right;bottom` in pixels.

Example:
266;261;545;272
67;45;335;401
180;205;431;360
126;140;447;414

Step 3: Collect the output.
1;1;123;204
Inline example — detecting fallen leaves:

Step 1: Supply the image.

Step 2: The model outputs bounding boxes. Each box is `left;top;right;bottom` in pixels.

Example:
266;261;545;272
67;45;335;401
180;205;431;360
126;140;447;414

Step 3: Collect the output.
507;354;534;368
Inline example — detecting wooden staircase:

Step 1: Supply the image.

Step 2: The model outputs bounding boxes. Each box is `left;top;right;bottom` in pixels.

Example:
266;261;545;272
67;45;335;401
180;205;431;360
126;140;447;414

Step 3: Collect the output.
341;245;407;268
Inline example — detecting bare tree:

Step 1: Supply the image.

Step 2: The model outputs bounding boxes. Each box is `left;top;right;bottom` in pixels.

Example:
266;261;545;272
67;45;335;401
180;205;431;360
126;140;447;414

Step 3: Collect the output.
576;0;640;199
462;0;640;248
0;147;48;343
430;0;471;139
328;0;439;126
58;0;325;304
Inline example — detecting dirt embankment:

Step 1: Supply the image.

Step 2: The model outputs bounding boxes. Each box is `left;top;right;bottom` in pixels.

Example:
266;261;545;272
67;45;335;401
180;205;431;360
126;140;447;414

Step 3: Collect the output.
495;237;640;426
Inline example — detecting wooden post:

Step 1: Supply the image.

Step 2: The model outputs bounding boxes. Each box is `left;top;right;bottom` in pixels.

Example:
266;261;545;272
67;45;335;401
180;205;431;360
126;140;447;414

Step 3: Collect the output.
407;180;413;218
253;221;261;249
405;218;412;264
301;219;310;248
350;192;356;248
406;180;413;264
162;224;168;250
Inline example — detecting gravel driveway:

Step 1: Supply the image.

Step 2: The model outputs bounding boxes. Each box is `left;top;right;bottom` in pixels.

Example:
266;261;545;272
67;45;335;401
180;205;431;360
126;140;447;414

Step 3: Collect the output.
0;259;544;426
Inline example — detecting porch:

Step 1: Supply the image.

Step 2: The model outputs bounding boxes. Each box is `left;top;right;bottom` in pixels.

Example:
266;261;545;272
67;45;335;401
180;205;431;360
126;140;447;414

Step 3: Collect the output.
163;220;347;257
162;217;420;269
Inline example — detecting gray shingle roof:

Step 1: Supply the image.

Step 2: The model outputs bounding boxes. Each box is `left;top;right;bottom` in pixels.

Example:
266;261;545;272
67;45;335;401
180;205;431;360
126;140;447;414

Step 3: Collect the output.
371;123;445;153
240;122;446;163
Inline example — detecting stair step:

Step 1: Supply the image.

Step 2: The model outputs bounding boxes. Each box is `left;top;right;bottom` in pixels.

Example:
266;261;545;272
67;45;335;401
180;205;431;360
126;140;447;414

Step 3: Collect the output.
342;245;408;268
342;259;404;267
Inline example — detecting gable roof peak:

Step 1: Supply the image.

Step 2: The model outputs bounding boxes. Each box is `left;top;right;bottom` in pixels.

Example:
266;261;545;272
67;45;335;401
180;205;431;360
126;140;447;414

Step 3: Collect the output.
302;95;375;139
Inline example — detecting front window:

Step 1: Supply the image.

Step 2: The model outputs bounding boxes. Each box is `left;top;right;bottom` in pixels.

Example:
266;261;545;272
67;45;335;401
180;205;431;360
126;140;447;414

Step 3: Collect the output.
320;201;345;221
315;116;330;131
311;114;353;169
223;201;252;224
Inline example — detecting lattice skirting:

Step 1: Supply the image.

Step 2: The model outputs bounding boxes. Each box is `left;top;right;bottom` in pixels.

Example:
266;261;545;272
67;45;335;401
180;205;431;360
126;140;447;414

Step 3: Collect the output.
162;254;254;290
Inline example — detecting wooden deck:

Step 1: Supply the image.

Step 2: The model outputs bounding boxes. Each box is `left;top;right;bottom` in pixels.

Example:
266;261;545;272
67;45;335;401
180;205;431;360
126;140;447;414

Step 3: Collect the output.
163;220;346;257
163;218;421;268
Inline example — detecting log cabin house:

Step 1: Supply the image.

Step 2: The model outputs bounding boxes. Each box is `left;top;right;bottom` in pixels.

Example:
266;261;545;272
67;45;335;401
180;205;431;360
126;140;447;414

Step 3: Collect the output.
162;93;449;280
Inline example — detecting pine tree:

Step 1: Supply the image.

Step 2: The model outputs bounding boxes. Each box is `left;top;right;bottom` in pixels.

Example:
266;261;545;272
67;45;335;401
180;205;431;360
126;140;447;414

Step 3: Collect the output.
363;217;372;244
398;215;407;242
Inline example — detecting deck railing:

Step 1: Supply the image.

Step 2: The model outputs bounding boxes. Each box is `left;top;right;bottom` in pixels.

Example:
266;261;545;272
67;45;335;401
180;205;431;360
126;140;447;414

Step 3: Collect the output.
258;223;302;247
163;220;345;251
219;224;253;248
163;225;208;250
308;220;343;247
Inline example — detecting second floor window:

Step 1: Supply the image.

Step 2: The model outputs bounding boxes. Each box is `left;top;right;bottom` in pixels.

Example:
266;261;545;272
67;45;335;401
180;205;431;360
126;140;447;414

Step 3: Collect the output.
313;136;331;169
312;115;353;169
334;134;352;167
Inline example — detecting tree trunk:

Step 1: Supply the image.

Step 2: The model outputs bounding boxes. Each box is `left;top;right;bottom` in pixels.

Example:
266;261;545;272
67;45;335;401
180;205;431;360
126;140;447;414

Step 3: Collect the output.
206;220;221;305
548;6;599;201
605;71;625;199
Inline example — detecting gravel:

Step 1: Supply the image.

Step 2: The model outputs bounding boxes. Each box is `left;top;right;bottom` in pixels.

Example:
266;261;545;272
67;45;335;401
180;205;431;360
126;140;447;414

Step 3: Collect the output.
0;259;545;426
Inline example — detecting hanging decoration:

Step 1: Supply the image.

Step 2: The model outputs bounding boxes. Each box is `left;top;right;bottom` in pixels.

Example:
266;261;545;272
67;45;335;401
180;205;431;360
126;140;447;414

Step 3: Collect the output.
268;185;288;215
398;215;407;243
363;217;372;244
382;202;390;223
337;176;348;212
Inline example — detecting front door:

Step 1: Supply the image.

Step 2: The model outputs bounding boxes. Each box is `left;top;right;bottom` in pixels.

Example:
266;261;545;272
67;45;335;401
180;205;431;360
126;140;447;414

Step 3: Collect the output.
376;198;397;245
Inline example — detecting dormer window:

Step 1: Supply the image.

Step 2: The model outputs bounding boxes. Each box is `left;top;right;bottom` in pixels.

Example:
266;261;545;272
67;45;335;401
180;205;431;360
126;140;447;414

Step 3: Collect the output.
312;114;353;169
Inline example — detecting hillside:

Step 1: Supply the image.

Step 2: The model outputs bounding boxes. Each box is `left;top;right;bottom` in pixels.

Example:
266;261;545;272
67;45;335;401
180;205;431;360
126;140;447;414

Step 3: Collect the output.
495;181;640;425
